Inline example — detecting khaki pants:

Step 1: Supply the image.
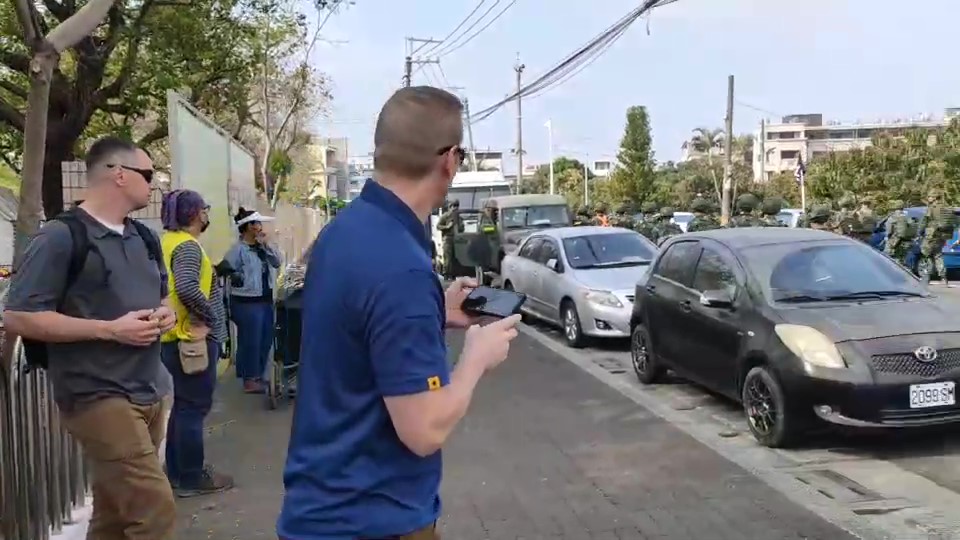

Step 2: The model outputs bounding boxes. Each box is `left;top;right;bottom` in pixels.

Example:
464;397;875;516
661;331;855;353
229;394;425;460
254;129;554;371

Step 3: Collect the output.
62;397;176;540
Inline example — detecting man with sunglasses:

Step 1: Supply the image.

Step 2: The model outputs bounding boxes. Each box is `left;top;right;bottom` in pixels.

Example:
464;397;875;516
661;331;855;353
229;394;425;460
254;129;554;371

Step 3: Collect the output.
279;87;521;540
5;136;179;539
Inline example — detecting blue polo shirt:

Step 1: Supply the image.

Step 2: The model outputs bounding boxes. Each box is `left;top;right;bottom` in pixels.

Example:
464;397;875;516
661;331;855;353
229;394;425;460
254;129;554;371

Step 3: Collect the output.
277;181;449;540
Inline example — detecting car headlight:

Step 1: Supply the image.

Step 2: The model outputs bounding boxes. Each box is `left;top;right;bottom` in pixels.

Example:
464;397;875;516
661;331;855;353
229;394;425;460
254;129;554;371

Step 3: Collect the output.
583;290;623;308
774;324;847;370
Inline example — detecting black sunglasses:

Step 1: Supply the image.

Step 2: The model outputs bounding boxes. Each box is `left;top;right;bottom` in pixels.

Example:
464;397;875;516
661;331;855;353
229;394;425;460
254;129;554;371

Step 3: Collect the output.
436;145;466;165
108;164;154;184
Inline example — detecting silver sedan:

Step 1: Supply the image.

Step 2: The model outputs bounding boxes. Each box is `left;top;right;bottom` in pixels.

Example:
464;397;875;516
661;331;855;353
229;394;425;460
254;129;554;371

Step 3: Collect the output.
500;226;658;347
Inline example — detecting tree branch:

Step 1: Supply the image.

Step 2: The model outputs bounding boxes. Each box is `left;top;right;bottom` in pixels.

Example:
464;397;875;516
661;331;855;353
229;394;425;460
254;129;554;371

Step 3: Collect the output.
0;80;28;100
0;154;21;175
94;0;159;100
0;96;26;132
12;0;40;45
43;0;72;23
138;121;168;147
0;50;31;75
47;0;120;52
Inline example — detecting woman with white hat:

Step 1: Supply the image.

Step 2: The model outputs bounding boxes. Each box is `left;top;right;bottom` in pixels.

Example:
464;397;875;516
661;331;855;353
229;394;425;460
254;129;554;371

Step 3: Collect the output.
223;207;281;394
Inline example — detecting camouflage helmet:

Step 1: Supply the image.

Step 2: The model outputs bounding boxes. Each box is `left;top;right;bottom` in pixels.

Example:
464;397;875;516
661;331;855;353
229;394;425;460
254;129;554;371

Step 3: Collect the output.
594;202;609;214
888;199;904;211
735;193;759;212
760;197;783;216
616;201;635;215
659;206;675;218
690;197;711;213
640;201;658;214
808;204;832;222
858;215;878;233
838;193;856;209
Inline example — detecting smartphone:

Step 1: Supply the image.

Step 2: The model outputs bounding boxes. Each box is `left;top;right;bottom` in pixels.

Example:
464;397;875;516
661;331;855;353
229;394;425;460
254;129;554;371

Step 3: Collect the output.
462;286;527;319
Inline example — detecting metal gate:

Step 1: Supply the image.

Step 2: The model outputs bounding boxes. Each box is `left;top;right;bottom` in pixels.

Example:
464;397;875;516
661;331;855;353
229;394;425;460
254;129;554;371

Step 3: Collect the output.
0;329;88;540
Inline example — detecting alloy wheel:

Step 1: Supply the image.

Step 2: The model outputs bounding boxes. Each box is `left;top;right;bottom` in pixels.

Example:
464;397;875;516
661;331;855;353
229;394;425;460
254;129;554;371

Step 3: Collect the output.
631;330;648;375
564;307;578;342
744;376;777;435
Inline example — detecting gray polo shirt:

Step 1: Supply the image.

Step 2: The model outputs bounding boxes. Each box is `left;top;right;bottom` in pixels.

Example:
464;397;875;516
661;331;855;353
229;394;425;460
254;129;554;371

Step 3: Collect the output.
6;209;168;411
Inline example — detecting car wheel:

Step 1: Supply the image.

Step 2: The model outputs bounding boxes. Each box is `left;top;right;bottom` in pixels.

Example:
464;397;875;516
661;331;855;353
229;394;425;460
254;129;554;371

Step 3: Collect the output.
561;300;585;348
741;366;799;448
630;324;663;384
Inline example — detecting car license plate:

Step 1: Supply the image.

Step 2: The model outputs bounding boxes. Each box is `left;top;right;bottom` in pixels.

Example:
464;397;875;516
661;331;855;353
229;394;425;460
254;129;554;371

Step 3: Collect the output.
909;382;956;409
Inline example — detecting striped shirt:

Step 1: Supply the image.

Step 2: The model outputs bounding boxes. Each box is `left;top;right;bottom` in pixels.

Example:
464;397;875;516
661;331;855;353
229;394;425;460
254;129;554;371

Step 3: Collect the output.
170;241;228;342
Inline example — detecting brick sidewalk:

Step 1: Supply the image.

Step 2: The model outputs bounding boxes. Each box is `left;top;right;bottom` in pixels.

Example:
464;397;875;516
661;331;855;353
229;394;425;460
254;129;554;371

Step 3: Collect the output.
176;332;854;540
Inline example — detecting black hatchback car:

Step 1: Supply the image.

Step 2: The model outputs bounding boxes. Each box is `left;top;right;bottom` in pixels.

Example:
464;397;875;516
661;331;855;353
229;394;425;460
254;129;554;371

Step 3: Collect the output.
630;227;960;447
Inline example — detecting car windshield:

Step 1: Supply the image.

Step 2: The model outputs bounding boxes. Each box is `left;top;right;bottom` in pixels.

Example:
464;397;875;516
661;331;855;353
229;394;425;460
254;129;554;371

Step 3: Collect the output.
562;232;656;269
739;240;926;303
502;205;569;229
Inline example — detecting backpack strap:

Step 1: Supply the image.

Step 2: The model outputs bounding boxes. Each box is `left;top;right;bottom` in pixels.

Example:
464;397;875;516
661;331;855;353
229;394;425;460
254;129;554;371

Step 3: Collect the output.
50;209;92;312
130;219;163;267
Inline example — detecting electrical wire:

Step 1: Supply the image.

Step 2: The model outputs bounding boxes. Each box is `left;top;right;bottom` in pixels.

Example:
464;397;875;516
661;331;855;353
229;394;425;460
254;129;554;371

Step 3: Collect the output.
430;0;504;58
419;0;489;57
469;0;676;125
435;0;518;59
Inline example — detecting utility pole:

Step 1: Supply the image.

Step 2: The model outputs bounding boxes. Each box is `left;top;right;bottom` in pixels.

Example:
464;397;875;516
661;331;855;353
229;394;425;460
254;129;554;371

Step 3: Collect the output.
758;118;765;183
720;75;734;226
404;37;441;88
583;160;590;206
449;86;478;171
514;55;525;194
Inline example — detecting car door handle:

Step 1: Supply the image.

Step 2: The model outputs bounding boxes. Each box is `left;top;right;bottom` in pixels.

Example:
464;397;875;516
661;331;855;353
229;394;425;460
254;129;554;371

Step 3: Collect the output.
646;285;656;293
679;300;692;312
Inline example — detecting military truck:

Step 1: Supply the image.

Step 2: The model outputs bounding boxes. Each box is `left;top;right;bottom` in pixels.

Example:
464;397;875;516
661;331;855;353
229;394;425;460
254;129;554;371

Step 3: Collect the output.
454;194;571;282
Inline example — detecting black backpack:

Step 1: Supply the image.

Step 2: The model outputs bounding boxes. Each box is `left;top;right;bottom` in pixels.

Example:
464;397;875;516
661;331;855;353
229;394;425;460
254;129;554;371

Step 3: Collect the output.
20;209;163;372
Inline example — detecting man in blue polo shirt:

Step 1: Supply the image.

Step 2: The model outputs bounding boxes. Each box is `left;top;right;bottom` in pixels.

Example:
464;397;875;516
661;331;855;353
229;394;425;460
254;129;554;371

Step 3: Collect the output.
278;86;522;540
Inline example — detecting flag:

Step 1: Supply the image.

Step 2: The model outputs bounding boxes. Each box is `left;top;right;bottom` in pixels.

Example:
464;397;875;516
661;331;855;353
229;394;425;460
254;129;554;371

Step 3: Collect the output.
794;155;806;185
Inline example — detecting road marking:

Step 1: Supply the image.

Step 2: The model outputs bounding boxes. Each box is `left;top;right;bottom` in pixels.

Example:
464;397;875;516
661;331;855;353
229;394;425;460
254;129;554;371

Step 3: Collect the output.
517;322;960;540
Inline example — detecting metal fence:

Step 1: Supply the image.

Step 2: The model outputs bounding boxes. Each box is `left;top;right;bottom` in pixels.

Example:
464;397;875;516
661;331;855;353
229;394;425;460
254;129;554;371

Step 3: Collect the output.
0;328;88;540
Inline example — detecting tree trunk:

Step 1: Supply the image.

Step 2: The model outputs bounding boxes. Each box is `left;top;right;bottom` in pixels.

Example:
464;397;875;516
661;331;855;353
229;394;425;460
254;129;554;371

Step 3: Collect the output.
41;142;73;218
13;47;58;267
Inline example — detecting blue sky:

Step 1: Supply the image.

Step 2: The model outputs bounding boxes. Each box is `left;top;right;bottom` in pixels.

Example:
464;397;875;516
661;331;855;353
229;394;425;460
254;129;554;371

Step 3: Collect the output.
311;0;960;172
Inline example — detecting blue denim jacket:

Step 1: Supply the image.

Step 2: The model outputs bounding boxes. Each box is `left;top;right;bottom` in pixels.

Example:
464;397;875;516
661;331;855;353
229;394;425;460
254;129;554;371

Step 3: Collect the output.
223;240;281;298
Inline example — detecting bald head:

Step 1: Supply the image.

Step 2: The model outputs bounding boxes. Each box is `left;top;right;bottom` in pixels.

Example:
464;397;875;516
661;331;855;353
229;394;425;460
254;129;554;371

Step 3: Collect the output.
374;86;464;179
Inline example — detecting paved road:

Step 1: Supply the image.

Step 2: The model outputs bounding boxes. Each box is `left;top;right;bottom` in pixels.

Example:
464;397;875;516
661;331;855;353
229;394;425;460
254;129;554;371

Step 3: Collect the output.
513;282;960;539
175;331;854;540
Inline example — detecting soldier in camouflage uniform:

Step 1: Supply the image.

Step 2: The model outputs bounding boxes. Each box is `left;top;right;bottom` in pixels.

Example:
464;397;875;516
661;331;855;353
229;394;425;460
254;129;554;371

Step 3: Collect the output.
853;215;877;244
687;197;720;232
591;202;611;227
634;201;659;242
436;200;461;278
655;207;684;244
572;204;590;226
758;197;786;227
884;200;913;264
918;187;956;285
729;194;761;227
804;204;833;230
610;201;637;229
831;193;859;237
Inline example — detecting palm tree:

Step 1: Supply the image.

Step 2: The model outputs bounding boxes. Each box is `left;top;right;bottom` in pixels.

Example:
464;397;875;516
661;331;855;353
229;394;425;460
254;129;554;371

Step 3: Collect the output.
690;127;725;203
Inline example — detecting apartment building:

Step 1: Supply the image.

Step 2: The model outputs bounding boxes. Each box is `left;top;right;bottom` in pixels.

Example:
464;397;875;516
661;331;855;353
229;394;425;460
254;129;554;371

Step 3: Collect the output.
752;110;959;181
591;158;617;178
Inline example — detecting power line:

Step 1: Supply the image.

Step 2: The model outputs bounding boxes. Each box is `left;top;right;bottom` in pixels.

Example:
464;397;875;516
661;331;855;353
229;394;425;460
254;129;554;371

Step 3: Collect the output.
435;0;518;59
469;0;675;124
430;0;504;58
419;0;489;57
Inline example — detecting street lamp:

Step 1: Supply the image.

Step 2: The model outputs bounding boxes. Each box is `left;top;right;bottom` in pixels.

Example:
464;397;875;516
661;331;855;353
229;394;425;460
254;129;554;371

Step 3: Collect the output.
544;119;554;195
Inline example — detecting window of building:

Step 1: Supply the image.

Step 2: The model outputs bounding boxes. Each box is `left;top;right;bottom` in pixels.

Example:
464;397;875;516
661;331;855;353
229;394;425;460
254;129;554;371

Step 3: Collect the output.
829;130;855;139
780;150;799;160
595;161;611;170
769;131;798;140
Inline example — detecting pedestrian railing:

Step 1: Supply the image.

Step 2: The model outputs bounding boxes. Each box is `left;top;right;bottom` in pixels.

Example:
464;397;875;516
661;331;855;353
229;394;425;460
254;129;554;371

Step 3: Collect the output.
0;329;89;540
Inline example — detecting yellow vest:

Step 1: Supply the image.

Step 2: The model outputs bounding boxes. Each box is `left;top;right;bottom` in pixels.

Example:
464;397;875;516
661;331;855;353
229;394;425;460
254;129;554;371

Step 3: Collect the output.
161;230;214;342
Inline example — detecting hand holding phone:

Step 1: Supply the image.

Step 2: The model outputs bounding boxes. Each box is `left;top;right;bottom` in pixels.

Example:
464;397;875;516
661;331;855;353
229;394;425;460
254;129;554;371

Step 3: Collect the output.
461;286;526;319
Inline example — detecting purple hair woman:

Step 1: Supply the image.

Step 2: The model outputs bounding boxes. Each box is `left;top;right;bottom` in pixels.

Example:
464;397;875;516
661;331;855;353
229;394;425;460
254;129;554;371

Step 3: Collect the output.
158;189;234;496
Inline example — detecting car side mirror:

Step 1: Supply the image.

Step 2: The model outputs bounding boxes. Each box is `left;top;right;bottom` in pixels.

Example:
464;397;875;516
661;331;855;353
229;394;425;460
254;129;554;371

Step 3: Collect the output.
546;258;562;272
699;289;733;308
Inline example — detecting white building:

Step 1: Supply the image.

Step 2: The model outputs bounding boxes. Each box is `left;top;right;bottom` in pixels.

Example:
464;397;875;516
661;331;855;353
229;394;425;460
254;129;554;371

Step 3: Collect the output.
753;110;959;181
591;158;617;178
